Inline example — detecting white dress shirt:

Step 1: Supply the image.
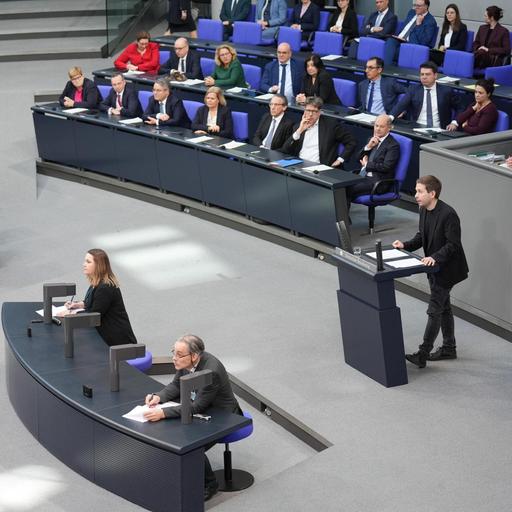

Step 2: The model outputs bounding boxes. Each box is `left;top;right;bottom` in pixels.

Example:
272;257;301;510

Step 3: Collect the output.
294;121;320;163
373;8;388;30
398;15;417;40
418;85;440;127
156;97;168;125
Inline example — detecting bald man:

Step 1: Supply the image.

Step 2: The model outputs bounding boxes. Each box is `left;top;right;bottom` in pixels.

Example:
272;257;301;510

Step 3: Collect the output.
159;37;203;79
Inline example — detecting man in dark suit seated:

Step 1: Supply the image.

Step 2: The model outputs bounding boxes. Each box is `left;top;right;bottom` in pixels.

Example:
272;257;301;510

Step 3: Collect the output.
99;73;142;118
260;43;303;103
253;94;295;149
159;37;203;79
393;175;468;368
281;96;356;168
389;61;460;129
358;57;406;115
143;78;191;128
220;0;251;38
361;0;397;38
143;334;243;502
347;114;400;201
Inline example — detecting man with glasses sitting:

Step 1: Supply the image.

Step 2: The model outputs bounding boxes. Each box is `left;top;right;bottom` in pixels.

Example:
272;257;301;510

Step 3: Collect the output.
159;37;203;79
253;94;295;150
143;334;242;502
143;78;191;128
59;66;100;110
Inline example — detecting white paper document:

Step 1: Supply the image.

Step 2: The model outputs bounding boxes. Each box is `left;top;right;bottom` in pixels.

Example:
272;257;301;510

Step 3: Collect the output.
222;140;246;149
123;70;145;75
118;117;143;125
437;76;459;84
413;127;445;134
36;305;85;317
367;249;408;260
226;87;244;93
321;54;342;61
386;258;425;269
123;402;180;423
184;79;204;85
255;93;275;100
344;113;377;124
63;108;88;114
186;135;215;143
302;164;332;172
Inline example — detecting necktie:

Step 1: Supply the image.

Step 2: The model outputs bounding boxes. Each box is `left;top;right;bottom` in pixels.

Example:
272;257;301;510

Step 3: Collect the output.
231;0;237;12
400;17;416;41
426;89;433;127
367;81;375;113
116;93;122;108
159;101;165;114
264;118;277;149
279;64;287;96
179;58;185;73
375;11;384;27
369;140;380;162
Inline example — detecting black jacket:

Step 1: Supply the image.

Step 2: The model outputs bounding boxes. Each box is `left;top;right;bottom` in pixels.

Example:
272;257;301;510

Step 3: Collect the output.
59;77;100;109
191;105;234;138
143;95;191;128
438;23;468;51
328;7;359;41
404;200;468;288
300;68;340;106
159;49;203;79
358;134;400;180
99;83;143;117
253;112;295;150
84;283;137;346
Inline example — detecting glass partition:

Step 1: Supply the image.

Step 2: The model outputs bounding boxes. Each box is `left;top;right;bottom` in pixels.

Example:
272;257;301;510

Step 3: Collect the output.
106;0;145;55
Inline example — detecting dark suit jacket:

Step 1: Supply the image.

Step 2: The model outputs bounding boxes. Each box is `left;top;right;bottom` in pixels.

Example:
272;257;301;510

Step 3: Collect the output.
359;134;400;180
473;23;511;61
438;23;468;51
401;8;437;47
281;116;356;166
59;78;100;109
143;95;191;128
156;351;242;418
403;200;468;288
191;105;234;138
253;112;294;149
361;9;397;38
220;0;251;23
99;83;143;117
83;283;137;347
390;83;461;129
260;58;303;96
358;76;406;114
291;2;320;36
300;68;340;105
455;102;498;135
328;8;358;41
159;49;203;79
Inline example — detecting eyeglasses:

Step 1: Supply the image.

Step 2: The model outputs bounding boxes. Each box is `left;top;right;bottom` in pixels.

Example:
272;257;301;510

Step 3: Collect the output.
219;52;231;57
365;66;381;70
70;75;82;81
171;349;192;359
304;109;320;114
270;102;286;107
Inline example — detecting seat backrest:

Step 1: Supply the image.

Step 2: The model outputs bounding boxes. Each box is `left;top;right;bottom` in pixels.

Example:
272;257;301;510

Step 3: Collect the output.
395;19;404;35
356;37;385;62
97;85;112;101
442;49;474;78
182;100;203;121
485;64;512;86
357;14;365;33
241;63;261;89
313;31;343;56
318;11;330;32
391;133;413;186
465;30;474;53
397;43;429;69
495;110;509;132
332;78;357;107
232;111;249;141
286;7;294;23
233;21;262;45
429;25;439;49
200;57;216;77
197;19;224;41
277;26;302;53
246;3;256;21
159;50;170;66
138;90;152;111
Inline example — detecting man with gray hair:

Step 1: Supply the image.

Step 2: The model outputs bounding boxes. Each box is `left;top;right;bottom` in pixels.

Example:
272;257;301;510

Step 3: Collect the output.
144;334;242;501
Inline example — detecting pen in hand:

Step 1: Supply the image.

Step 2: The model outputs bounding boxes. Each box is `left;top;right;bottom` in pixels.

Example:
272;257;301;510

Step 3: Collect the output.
66;295;75;309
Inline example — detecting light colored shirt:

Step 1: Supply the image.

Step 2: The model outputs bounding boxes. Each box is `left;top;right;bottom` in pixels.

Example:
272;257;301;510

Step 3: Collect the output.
273;60;293;101
398;15;417;40
368;77;385;115
294;121;320;163
156;97;168;125
443;28;453;48
207;110;217;127
335;12;345;29
374;8;388;29
418;85;440;127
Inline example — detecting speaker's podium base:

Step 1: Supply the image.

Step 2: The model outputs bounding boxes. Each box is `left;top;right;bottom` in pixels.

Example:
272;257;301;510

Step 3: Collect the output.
333;249;437;388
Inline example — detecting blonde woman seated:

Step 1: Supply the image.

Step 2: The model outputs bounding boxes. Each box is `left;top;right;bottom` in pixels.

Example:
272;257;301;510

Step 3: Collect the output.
191;86;234;138
59;66;100;109
204;45;247;88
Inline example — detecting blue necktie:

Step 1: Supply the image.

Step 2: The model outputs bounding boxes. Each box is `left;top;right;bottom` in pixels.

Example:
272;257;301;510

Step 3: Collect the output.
159;101;165;114
279;64;287;96
367;81;375;113
426;89;433;127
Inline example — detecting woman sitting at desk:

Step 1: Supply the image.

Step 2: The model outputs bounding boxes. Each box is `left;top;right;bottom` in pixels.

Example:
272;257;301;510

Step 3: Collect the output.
447;78;498;135
59;66;100;109
328;0;358;44
430;4;468;66
204;45;247;88
191;87;234;139
473;6;511;68
290;0;320;41
296;53;340;106
114;31;160;75
61;249;138;347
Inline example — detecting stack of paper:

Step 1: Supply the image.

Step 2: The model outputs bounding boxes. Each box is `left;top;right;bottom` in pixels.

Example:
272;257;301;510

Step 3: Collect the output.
302;164;332;172
123;402;180;423
222;140;246;149
186;135;214;143
63;108;88;114
118;117;143;125
345;113;377;124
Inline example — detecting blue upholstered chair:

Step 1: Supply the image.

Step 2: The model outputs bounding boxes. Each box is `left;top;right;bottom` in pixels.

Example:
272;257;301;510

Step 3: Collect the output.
352;133;413;234
278;26;302;52
485;65;512;86
97;85;112;100
200;57;216;77
313;31;343;56
357;14;365;34
232;111;249;141
232;21;262;45
442;49;474;78
127;350;153;372
159;50;170;66
465;30;474;53
495;110;509;132
137;90;152;111
356;37;385;62
333;78;357;107
429;26;439;49
197;19;224;41
242;63;262;89
214;411;254;491
397;43;430;69
246;3;256;21
318;10;330;31
286;7;294;23
182;100;203;122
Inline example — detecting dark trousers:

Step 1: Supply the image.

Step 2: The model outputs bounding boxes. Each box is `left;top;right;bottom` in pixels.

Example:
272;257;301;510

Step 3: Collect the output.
419;275;456;354
204;442;217;488
383;37;401;65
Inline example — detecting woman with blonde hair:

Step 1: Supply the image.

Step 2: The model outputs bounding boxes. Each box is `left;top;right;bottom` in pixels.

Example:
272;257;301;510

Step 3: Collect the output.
191;86;234;138
204;44;246;88
63;249;137;346
59;66;100;109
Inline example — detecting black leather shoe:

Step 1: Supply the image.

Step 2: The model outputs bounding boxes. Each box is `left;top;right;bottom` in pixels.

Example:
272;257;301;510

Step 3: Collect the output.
204;484;219;502
428;348;457;361
406;351;427;368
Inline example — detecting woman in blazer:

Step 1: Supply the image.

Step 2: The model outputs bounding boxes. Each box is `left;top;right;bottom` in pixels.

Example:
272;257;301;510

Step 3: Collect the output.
296;53;340;105
328;0;358;44
59;66;100;109
204;44;247;88
191;86;234;138
473;5;511;68
430;4;468;66
114;31;160;75
62;249;138;347
290;0;320;40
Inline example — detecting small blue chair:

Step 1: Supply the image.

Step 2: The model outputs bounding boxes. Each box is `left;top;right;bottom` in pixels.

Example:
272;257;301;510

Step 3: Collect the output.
442;49;474;78
397;43;430;69
183;100;203;122
97;85;112;100
232;111;249;141
485;64;512;86
333;78;357;107
200;57;215;77
357;14;365;34
246;3;256;21
159;50;170;66
127;350;153;372
138;90;152;111
214;411;254;491
357;37;385;62
318;11;330;32
233;21;262;45
352;133;413;234
313;31;343;56
495;110;509;132
242;63;262;89
465;30;474;53
197;19;223;41
278;26;302;52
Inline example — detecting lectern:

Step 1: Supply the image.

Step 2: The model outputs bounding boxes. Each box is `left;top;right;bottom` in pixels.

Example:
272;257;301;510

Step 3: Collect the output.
333;248;437;387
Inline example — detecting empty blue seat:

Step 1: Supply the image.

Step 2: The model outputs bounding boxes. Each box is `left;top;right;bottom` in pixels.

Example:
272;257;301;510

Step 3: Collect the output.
485;64;512;86
233;21;262;45
465;30;474;53
442;49;474;78
313;32;343;56
495;110;509;132
397;43;429;69
357;37;385;62
97;85;112;100
242;63;261;89
232;111;249;141
197;19;223;41
183;100;203;121
159;50;170;66
333;78;357;107
318;11;330;31
138;90;152;111
278;26;302;52
200;57;215;77
127;350;152;372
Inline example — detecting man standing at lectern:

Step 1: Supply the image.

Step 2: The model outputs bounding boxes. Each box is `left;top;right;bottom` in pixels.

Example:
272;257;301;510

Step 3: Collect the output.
392;175;468;368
